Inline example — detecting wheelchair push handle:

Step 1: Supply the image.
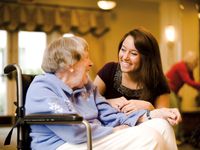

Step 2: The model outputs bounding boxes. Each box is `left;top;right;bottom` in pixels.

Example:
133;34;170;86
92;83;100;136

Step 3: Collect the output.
4;64;22;75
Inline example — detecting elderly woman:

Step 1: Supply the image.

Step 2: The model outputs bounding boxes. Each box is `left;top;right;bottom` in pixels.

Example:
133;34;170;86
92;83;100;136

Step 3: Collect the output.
25;36;181;150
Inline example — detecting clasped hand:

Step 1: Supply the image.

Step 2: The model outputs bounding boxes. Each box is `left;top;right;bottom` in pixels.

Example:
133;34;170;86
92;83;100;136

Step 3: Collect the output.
108;97;182;126
108;97;154;115
150;108;182;126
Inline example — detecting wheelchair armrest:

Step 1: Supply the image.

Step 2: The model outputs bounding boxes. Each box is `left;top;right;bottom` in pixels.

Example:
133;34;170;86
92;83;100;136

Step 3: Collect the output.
23;114;92;149
23;114;83;124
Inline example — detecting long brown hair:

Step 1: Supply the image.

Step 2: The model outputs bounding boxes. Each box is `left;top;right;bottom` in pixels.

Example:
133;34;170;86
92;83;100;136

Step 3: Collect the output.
118;28;169;100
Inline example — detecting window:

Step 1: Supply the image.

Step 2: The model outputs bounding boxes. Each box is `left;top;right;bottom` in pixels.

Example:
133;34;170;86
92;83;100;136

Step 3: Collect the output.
0;31;47;116
18;31;47;74
0;30;7;115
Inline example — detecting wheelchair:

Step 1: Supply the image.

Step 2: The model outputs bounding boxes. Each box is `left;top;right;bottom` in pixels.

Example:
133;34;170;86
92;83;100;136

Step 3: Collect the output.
3;64;92;150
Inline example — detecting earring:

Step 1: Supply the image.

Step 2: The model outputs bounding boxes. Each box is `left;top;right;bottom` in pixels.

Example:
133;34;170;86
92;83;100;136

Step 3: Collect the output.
69;68;74;73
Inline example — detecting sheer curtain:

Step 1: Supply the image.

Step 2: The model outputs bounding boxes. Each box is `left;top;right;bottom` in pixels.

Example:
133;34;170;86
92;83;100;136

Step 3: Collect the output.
0;2;109;37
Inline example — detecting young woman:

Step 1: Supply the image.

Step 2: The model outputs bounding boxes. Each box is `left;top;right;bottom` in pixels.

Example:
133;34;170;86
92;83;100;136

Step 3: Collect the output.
94;28;170;115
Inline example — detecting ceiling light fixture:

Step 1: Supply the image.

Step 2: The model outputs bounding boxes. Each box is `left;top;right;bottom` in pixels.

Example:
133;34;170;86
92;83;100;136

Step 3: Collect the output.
165;25;175;42
63;33;74;38
97;0;116;10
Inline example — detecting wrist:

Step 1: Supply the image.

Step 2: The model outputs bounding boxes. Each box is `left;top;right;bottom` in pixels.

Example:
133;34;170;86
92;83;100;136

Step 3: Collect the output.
146;110;152;120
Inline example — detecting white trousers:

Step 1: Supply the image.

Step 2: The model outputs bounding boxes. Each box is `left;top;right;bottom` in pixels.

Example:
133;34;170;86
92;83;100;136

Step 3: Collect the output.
56;118;177;150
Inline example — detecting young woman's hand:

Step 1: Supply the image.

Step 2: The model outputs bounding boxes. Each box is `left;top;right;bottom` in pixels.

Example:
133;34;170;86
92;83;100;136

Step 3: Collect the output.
120;100;154;115
108;97;128;111
150;108;182;126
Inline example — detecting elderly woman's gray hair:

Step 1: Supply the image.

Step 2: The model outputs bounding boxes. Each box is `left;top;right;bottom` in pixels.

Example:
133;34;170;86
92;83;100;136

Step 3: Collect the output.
183;50;199;70
41;36;88;73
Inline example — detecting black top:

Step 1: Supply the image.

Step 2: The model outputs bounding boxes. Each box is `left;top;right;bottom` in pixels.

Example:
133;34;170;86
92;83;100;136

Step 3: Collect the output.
97;62;170;106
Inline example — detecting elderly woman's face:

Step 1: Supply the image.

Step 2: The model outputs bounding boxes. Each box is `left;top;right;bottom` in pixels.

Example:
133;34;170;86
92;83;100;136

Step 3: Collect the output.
72;50;93;88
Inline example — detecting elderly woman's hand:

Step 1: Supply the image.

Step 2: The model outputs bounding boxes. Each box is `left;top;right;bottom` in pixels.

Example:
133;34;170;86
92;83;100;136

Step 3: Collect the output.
150;108;182;126
113;124;130;132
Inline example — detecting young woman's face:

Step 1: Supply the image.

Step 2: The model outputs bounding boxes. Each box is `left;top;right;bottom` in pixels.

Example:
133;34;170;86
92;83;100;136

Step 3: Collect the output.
119;35;141;73
73;51;93;88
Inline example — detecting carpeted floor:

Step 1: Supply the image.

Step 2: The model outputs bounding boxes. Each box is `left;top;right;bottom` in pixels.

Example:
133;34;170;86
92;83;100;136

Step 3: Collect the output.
0;126;199;150
0;127;16;150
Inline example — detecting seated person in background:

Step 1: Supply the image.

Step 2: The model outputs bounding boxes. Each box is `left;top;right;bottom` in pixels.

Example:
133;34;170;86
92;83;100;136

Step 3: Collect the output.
94;28;170;115
25;36;181;150
166;51;200;110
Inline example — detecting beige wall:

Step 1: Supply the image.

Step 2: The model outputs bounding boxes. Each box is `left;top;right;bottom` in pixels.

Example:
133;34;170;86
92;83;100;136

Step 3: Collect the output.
104;0;160;64
179;0;199;110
